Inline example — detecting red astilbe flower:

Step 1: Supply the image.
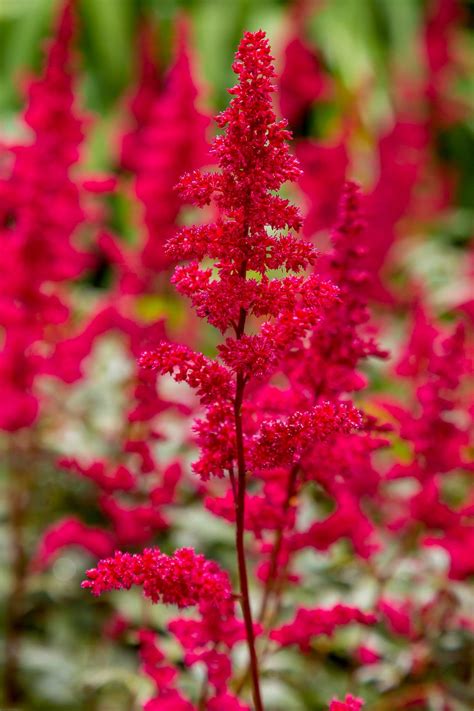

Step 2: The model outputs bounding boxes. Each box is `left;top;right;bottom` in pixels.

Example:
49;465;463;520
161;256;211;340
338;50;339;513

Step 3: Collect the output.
0;0;89;431
141;31;351;484
120;23;162;172
270;604;377;652
297;138;349;236
329;695;364;711
361;119;430;303
125;19;209;280
279;33;331;134
89;31;362;711
291;181;388;398
380;307;474;580
82;547;231;607
251;185;387;587
23;0;84;167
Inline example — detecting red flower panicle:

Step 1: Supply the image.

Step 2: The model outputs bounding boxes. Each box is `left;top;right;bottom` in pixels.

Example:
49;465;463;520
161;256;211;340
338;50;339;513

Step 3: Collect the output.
141;31;353;489
34;518;114;570
0;0;88;431
84;30;375;711
125;20;209;279
120;23;162;172
329;695;364;711
271;605;376;651
82;547;231;608
279;34;331;133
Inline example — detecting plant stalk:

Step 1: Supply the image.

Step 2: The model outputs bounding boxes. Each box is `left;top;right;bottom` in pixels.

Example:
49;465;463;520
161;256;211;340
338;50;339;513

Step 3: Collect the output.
234;368;265;711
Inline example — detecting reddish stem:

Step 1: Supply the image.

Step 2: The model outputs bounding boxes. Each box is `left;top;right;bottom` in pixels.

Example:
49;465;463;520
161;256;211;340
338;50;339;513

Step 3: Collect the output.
234;463;300;696
234;368;265;711
231;258;265;708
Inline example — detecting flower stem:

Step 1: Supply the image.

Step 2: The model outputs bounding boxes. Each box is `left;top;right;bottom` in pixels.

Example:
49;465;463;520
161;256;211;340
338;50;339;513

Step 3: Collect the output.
234;368;265;711
234;463;300;696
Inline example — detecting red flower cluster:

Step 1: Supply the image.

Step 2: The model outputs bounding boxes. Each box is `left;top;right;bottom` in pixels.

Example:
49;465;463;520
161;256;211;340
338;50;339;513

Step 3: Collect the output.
122;20;209;281
82;547;231;607
87;30;366;710
329;695;364;711
271;604;377;651
0;0;87;430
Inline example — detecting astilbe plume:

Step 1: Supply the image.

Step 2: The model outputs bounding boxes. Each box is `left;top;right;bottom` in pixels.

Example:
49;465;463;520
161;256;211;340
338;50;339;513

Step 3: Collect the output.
0;1;95;703
86;30;363;710
279;33;331;135
382;305;474;579
362;303;474;706
32;19;208;565
329;696;364;711
248;182;388;637
82;547;231;606
0;0;88;431
120;23;162;173
122;19;209;282
358;0;467;304
298;181;388;396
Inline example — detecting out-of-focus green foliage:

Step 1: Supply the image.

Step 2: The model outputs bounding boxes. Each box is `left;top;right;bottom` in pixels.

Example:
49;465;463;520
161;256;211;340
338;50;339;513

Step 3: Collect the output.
0;0;454;113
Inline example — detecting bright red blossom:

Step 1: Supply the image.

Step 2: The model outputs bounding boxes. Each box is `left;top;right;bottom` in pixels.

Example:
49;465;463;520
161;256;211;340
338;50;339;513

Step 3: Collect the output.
329;695;365;711
82;30;372;711
271;605;377;651
82;547;231;607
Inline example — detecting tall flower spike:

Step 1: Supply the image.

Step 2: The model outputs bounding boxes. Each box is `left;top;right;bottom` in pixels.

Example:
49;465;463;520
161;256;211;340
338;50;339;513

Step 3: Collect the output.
132;18;209;278
0;0;87;431
174;29;313;299
145;30;358;711
120;22;162;172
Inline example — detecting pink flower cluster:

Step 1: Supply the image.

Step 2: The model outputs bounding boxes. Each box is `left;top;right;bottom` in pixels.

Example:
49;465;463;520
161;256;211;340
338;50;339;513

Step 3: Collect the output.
271;604;377;651
121;20;209;281
82;547;231;607
329;696;364;711
0;0;87;430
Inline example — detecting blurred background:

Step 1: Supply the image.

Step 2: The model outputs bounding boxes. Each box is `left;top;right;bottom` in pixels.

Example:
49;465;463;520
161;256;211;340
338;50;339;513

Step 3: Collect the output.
0;1;473;710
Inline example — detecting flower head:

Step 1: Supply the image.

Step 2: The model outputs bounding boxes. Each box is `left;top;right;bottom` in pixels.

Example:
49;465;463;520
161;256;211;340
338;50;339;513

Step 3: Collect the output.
82;547;231;608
